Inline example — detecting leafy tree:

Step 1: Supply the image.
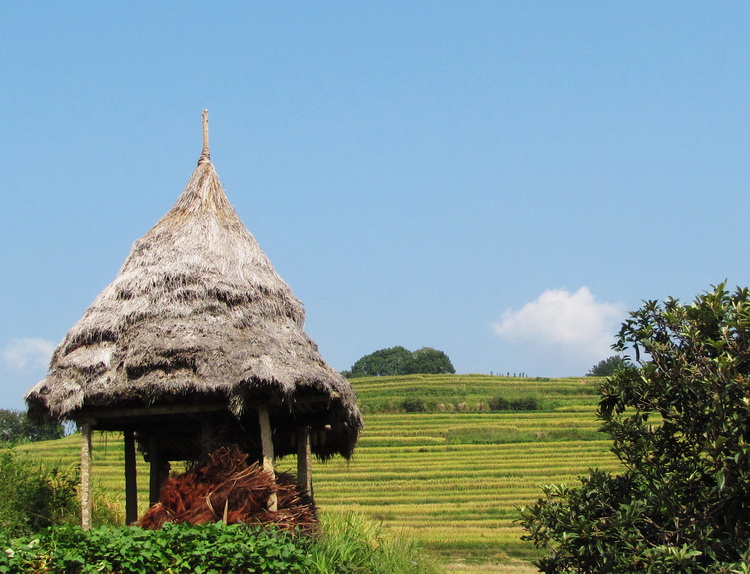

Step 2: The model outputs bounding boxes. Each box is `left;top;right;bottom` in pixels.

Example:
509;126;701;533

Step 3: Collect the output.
348;346;455;377
408;347;455;375
350;346;413;377
586;355;631;376
520;284;750;573
0;409;64;444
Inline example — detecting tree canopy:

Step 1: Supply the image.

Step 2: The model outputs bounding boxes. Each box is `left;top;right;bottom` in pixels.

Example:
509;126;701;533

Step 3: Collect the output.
586;355;632;376
0;409;64;444
520;283;750;572
345;346;455;378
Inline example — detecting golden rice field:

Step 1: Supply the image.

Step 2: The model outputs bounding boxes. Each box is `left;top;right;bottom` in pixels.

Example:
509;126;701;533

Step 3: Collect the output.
17;375;621;573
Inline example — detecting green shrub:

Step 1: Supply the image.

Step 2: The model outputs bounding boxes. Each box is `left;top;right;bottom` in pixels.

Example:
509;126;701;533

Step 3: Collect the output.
0;450;79;537
510;397;539;411
488;396;510;411
0;513;440;574
521;284;750;572
0;522;311;574
488;396;539;411
402;398;427;413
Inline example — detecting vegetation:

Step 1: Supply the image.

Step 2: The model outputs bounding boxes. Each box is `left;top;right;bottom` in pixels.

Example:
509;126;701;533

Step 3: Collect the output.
0;409;64;444
345;346;455;378
0;449;80;537
0;512;441;574
0;522;311;573
350;373;599;414
521;284;750;573
17;376;615;568
585;355;631;377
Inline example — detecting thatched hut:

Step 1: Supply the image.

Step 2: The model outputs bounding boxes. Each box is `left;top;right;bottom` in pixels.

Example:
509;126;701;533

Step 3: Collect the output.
26;111;362;527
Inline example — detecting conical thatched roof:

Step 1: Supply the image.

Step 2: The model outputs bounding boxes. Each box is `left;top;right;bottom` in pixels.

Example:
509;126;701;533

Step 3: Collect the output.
26;117;362;459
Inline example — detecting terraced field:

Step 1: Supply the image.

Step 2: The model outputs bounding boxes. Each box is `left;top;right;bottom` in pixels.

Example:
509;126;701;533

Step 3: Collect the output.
16;375;621;571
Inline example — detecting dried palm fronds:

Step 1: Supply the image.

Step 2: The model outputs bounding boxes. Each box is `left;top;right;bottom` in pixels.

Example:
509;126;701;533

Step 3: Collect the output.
139;445;317;533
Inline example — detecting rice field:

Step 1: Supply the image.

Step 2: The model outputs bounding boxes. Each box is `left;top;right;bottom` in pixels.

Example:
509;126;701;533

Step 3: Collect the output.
16;375;621;572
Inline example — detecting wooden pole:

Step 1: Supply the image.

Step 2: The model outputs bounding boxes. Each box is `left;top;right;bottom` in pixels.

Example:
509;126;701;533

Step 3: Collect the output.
199;109;210;163
148;435;162;506
258;406;278;511
123;430;138;524
80;423;93;530
297;426;313;501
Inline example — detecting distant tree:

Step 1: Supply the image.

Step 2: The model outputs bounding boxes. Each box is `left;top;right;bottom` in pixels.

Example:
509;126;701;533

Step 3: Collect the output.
350;346;413;377
586;355;631;376
348;346;455;378
407;347;455;375
0;409;64;444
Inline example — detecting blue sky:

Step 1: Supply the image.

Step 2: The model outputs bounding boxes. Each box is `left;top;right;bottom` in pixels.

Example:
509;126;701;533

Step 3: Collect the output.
2;3;750;410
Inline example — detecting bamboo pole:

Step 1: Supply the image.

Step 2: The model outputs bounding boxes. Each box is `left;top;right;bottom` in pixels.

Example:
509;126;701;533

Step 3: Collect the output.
199;109;210;164
297;426;313;501
80;423;93;530
123;430;138;524
258;405;278;511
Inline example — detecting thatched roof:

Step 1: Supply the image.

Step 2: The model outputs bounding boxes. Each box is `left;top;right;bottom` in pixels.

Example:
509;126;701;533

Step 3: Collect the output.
26;116;362;459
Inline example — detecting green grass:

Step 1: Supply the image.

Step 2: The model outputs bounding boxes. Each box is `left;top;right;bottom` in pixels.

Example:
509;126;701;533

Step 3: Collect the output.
16;375;619;570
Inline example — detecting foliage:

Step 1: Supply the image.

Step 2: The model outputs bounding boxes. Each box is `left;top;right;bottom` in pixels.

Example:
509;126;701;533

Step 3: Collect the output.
402;398;427;413
0;450;79;537
0;410;63;445
348;347;455;378
307;511;442;574
585;355;631;377
0;522;311;574
520;283;750;573
488;396;539;411
0;513;442;574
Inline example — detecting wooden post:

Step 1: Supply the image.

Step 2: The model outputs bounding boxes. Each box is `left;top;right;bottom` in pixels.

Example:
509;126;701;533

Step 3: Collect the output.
258;406;278;511
80;423;93;530
148;435;162;506
199;109;210;163
297;426;313;501
123;430;138;524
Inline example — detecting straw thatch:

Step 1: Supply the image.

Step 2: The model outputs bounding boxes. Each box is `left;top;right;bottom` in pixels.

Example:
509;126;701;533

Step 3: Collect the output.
26;127;362;459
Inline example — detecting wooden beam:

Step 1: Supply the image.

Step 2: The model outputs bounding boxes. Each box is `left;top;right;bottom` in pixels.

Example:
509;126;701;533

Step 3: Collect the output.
297;426;313;502
123;430;138;524
80;423;93;530
77;403;229;423
258;405;278;511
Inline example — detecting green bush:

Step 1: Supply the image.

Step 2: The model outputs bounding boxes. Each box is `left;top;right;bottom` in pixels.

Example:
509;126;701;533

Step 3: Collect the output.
0;513;441;574
488;396;539;411
402;398;427;413
0;522;311;574
488;396;510;411
520;283;750;572
0;450;79;537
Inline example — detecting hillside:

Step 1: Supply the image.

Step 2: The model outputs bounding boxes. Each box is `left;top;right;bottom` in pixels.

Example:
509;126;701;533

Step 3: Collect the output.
17;374;620;572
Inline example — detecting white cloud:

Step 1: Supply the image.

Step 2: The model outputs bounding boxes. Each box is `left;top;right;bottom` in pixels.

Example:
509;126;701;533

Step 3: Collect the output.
1;338;56;372
493;287;627;365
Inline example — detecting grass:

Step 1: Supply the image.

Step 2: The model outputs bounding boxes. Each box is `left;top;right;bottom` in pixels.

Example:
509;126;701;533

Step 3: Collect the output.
16;374;619;571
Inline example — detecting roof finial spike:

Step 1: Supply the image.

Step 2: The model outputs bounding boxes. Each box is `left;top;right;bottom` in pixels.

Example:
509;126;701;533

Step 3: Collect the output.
199;109;211;164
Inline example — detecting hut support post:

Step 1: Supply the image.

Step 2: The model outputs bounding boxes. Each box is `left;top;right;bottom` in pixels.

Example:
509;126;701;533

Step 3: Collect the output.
297;426;312;501
258;406;278;511
80;423;93;530
148;435;162;506
124;430;138;524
